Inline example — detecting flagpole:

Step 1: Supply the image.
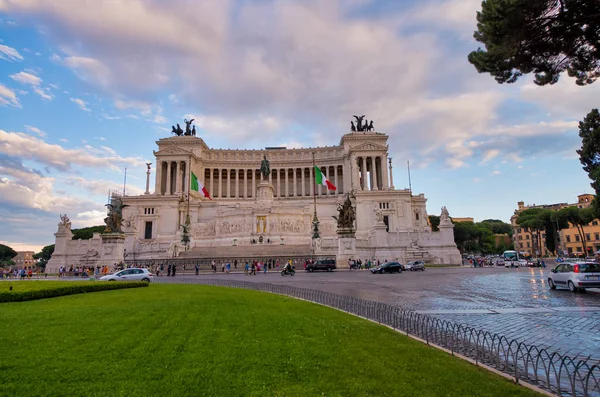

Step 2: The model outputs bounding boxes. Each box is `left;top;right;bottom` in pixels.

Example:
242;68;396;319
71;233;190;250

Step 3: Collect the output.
186;156;191;217
311;152;320;240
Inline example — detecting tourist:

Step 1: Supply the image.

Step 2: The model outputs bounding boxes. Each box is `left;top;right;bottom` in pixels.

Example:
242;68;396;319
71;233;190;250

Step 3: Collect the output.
172;264;177;277
182;264;186;274
234;259;238;270
167;264;172;277
264;262;267;274
244;261;249;275
226;262;230;273
276;260;280;271
250;262;256;275
195;263;199;275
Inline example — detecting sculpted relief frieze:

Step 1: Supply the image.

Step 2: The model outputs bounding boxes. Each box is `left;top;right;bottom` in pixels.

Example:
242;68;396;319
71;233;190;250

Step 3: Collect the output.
214;219;253;235
268;218;309;234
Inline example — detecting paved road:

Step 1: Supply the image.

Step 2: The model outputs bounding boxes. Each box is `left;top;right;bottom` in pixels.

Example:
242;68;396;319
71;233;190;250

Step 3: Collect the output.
160;266;600;361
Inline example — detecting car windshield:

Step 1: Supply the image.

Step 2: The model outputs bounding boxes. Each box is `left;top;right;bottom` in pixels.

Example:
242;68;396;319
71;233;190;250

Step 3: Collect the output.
579;263;600;273
407;261;415;265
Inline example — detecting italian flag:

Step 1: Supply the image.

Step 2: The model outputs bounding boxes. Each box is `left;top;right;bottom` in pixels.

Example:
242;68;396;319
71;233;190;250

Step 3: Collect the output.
314;166;336;191
190;172;212;200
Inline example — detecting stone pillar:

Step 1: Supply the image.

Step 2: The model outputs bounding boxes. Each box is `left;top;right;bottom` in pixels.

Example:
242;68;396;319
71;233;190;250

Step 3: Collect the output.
293;168;297;197
210;168;214;198
252;169;256;198
277;169;281;197
334;165;339;194
218;169;223;198
389;158;395;189
301;167;306;197
336;229;357;270
372;157;378;191
361;157;367;191
175;161;182;195
155;161;162;195
226;168;230;198
382;157;389;190
244;169;248;198
166;161;172;195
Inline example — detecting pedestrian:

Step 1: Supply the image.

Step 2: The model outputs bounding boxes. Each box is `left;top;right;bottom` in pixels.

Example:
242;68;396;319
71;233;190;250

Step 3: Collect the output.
167;264;172;277
183;264;186;275
226;262;230;273
541;259;546;268
264;262;267;274
244;261;249;275
251;262;256;275
172;264;177;277
234;259;238;270
195;263;199;275
276;260;280;271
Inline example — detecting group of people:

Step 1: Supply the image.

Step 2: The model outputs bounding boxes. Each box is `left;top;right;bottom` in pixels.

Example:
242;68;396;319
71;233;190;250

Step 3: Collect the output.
347;258;384;270
1;266;44;279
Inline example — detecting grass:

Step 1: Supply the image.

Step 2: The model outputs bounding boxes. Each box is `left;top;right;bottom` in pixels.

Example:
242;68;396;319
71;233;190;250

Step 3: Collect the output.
0;280;96;293
0;285;540;396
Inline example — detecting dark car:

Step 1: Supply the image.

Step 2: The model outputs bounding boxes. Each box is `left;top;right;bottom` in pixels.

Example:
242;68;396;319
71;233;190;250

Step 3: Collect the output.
370;261;404;274
306;259;336;272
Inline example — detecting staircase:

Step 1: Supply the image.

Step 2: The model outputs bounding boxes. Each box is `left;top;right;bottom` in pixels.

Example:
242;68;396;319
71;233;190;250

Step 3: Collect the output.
178;244;313;259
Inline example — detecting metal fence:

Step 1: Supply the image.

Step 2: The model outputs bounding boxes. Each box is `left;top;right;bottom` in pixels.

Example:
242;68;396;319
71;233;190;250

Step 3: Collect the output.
125;255;336;269
156;277;600;397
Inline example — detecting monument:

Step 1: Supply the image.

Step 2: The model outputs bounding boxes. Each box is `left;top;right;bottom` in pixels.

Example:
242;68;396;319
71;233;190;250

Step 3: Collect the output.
46;117;461;271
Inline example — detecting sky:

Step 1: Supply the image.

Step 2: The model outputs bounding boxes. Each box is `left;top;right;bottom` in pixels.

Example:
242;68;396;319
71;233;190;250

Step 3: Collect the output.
0;0;597;252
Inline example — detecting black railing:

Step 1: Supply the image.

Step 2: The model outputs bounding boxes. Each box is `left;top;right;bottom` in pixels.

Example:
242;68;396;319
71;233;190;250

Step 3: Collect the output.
155;278;600;397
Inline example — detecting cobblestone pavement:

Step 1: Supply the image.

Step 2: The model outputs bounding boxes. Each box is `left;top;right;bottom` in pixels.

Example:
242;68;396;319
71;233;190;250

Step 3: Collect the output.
160;266;600;360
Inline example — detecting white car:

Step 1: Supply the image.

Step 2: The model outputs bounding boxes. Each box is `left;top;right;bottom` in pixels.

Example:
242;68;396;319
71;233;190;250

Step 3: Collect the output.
548;262;600;292
100;268;154;282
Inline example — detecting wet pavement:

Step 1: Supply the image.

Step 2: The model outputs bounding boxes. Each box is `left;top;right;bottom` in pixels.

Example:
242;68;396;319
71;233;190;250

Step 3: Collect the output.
160;266;600;361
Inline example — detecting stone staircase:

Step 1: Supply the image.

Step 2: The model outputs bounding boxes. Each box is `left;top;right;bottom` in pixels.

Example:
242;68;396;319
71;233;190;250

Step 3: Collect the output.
177;244;313;259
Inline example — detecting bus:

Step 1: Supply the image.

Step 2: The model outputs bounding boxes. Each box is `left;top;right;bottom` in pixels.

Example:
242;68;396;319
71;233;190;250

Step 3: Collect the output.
502;250;520;267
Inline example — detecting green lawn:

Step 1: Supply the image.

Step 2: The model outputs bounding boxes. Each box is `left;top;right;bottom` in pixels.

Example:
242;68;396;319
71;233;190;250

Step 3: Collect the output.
0;280;95;292
0;285;539;396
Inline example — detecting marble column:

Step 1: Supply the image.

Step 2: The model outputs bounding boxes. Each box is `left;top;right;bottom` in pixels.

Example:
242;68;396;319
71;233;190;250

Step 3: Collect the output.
166;161;172;195
293;168;297;197
252;169;256;198
285;169;289;197
225;168;230;198
277;169;281;197
218;169;223;198
372;157;378;191
244;169;248;198
361;156;367;191
334;165;339;195
235;169;239;198
310;166;314;196
210;168;214;197
301;168;306;197
389;158;395;189
382;158;389;190
155;161;162;195
175;161;182;195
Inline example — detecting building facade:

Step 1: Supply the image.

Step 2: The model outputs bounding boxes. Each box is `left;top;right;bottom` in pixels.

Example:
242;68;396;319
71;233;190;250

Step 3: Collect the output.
47;129;461;271
13;251;36;268
510;194;599;257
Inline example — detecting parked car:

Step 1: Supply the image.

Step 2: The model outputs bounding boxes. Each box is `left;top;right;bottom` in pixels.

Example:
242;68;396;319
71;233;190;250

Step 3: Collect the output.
370;261;404;274
404;260;425;271
548;262;600;292
99;268;154;282
306;259;336;272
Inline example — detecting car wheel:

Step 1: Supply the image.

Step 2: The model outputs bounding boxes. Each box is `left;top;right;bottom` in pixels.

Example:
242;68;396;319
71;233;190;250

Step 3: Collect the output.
421;268;425;271
327;267;332;272
568;281;578;293
548;278;556;290
141;278;150;282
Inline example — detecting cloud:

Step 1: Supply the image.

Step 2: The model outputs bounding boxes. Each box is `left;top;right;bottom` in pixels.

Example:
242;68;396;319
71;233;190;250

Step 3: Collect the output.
10;71;41;85
0;129;146;172
65;176;144;197
9;70;55;100
0;83;21;107
70;97;91;112
24;125;46;137
0;43;23;61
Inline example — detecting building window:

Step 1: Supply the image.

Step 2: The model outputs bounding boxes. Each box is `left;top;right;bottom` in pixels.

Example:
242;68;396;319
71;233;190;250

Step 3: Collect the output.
575;235;580;242
524;227;529;232
526;234;530;240
595;233;599;241
566;235;571;243
593;221;598;226
526;242;530;248
379;202;390;210
144;221;153;239
518;235;522;240
519;243;523;249
586;234;591;241
517;228;522;233
383;215;389;232
144;208;155;215
542;234;546;239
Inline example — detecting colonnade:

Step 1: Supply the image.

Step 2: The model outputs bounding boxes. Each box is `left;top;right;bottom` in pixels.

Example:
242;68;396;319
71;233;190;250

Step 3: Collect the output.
354;155;389;191
155;160;188;196
205;165;344;199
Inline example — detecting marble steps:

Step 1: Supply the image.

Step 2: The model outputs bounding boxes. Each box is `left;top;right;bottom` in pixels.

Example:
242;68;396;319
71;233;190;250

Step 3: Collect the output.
177;244;312;259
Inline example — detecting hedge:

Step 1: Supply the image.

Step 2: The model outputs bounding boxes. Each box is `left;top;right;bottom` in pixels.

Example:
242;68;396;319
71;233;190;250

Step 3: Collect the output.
0;282;149;303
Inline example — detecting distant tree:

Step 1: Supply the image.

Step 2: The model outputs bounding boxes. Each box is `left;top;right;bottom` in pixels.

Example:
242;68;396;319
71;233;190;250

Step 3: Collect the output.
453;222;495;254
480;219;513;235
577;108;600;215
33;244;55;271
71;226;105;240
552;206;594;254
428;215;440;232
517;208;547;256
0;244;17;262
468;0;600;86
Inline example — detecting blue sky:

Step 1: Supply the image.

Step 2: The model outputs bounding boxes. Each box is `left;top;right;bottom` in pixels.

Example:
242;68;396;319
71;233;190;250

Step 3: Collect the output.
0;0;597;251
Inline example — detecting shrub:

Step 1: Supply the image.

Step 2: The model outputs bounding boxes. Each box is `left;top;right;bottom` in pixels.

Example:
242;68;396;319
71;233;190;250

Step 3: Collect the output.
0;282;148;303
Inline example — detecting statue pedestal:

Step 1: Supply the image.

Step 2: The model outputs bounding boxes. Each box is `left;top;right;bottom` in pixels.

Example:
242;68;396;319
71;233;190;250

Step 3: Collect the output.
336;228;356;269
256;179;274;201
100;233;126;270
